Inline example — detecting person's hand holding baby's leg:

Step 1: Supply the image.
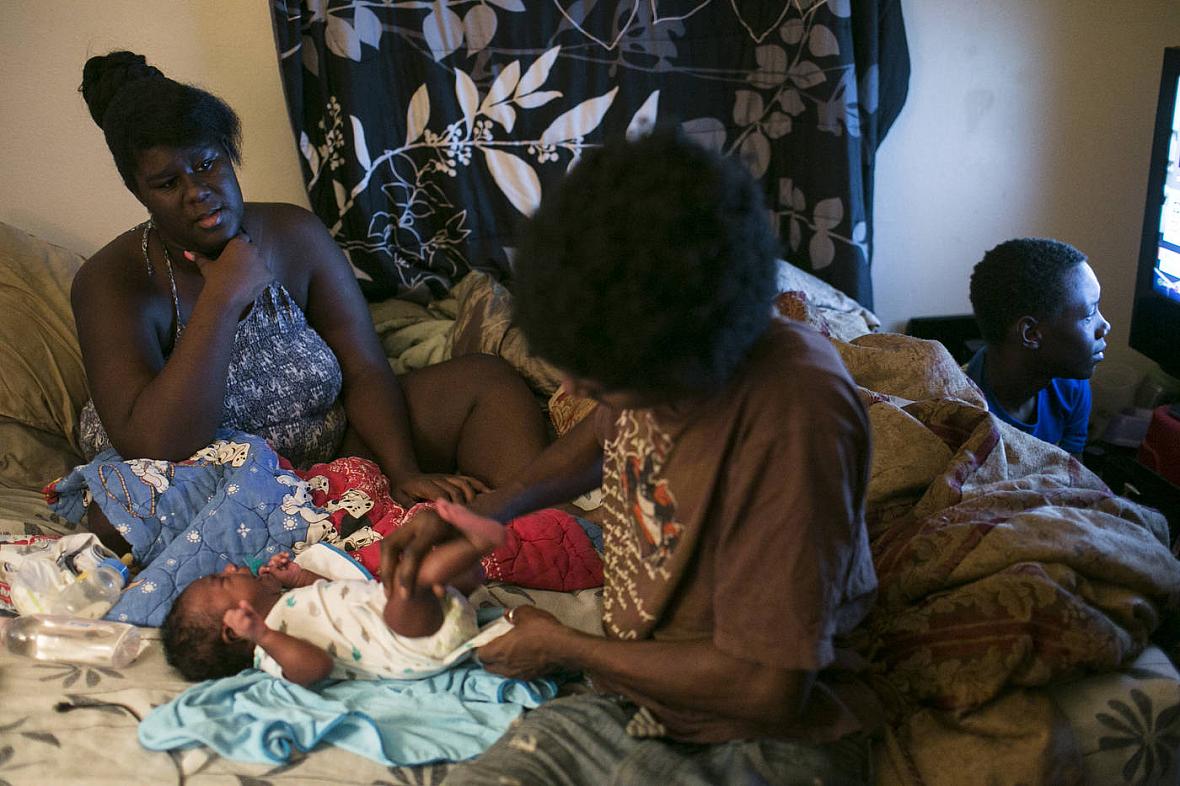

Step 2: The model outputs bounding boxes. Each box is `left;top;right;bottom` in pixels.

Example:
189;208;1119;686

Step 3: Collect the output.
416;498;504;593
382;500;505;638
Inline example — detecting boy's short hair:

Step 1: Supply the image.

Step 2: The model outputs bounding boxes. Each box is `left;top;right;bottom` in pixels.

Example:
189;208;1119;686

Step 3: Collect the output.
969;238;1088;344
511;128;779;396
160;586;251;682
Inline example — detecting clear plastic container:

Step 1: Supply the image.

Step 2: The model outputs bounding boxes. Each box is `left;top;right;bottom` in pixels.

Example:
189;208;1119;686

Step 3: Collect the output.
7;558;69;615
0;614;141;668
49;558;130;619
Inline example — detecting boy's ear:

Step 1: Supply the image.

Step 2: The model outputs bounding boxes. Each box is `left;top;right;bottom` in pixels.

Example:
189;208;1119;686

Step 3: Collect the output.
1015;316;1042;350
221;623;242;644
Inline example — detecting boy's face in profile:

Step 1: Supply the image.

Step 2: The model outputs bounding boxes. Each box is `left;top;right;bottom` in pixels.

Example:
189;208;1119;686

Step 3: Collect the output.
1036;261;1110;380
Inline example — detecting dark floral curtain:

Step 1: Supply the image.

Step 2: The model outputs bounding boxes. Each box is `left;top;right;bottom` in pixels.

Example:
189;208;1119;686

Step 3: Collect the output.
271;0;908;308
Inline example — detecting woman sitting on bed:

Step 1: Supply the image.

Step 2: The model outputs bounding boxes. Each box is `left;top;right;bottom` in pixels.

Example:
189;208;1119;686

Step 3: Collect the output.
74;51;548;551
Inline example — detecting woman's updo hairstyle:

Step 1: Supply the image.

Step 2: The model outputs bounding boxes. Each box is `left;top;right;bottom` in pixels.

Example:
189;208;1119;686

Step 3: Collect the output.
80;51;242;193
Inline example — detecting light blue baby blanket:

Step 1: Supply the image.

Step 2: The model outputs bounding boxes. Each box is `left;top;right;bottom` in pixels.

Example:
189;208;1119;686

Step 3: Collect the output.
139;665;557;765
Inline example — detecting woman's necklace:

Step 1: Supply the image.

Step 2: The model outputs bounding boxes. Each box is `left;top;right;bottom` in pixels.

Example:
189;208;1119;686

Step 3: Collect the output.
142;219;184;338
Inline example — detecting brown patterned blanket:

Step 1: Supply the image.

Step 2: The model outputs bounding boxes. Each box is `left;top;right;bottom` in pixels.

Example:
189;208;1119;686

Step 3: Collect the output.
837;334;1180;785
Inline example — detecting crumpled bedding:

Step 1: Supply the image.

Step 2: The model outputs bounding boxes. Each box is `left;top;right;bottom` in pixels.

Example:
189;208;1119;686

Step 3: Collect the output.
45;432;316;626
294;454;603;592
43;433;603;627
830;332;1180;786
481;507;603;590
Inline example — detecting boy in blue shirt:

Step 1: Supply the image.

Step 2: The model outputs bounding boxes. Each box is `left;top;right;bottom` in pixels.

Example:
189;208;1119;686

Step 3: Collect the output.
966;238;1111;455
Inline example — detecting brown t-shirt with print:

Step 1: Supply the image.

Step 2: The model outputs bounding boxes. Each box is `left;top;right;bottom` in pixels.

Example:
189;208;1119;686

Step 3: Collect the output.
591;319;879;744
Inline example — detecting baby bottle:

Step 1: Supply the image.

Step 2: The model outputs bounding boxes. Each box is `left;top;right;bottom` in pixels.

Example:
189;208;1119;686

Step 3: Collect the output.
48;558;130;619
0;614;141;668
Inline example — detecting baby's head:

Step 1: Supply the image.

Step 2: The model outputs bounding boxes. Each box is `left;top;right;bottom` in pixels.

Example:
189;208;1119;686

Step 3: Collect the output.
161;565;282;681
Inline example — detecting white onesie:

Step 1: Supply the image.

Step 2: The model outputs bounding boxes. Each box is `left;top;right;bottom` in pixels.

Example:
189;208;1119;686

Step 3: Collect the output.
252;543;508;681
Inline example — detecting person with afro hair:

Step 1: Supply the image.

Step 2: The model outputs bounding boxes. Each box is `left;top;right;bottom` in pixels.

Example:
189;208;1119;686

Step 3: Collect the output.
380;129;878;784
966;238;1111;455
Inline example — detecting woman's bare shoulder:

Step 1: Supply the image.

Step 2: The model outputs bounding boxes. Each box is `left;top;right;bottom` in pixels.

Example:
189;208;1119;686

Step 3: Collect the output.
246;202;324;236
246;202;331;257
243;203;337;300
72;226;173;349
73;228;151;300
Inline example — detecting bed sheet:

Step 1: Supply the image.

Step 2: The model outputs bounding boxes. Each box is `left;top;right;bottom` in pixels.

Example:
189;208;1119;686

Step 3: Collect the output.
0;580;600;784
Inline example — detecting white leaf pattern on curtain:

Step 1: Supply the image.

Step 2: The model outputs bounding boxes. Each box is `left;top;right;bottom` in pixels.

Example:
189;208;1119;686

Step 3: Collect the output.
540;89;619;144
405;84;430;146
270;0;910;305
482;148;542;216
463;5;498;55
626;91;660;140
455;69;479;135
423;4;464;62
349;115;371;170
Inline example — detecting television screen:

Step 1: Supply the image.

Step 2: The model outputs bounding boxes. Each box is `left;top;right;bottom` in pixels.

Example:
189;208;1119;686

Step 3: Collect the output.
1153;77;1180;303
1130;47;1180;377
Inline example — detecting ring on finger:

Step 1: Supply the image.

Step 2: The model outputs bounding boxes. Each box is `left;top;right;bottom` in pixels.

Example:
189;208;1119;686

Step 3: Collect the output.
506;607;517;624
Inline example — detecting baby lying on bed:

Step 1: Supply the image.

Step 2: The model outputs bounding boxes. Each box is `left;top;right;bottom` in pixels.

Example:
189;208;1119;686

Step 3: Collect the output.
161;506;504;686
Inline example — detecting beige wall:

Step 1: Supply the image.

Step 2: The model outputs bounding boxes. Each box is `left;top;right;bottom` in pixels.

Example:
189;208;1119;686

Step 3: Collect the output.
873;0;1180;386
0;0;308;256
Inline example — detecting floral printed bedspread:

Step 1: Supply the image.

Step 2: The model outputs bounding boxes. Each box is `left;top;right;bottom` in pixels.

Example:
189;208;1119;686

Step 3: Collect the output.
833;333;1180;785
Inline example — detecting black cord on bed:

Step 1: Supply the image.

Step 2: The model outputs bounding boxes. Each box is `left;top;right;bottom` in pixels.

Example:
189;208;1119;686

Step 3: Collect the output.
55;700;185;786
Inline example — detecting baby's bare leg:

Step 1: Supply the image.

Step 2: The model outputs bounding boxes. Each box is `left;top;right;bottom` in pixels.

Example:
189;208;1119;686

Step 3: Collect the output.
383;501;503;637
383;539;484;637
383;582;445;637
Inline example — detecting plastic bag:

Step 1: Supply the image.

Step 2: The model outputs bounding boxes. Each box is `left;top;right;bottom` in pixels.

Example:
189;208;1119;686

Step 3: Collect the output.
0;533;123;616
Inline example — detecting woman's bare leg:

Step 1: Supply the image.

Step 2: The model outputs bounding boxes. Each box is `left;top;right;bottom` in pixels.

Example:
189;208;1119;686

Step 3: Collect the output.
397;354;550;487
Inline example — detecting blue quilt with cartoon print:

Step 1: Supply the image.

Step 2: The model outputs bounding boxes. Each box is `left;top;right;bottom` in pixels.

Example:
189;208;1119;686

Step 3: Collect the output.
47;431;332;627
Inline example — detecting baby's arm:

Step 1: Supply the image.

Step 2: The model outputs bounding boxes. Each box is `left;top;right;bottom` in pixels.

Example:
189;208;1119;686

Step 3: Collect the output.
223;600;333;686
259;552;323;588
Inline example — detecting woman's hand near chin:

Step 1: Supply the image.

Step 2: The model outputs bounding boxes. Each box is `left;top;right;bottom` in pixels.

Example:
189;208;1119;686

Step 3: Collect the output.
185;230;272;310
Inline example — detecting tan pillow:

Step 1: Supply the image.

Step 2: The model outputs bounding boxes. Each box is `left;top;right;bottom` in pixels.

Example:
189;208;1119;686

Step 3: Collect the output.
451;271;564;396
0;222;88;487
0;419;81;491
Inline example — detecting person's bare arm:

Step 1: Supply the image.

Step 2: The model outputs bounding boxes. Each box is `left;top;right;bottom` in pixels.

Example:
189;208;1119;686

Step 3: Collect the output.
223;600;333;687
477;607;814;732
288;208;483;504
72;234;270;460
380;413;605;592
